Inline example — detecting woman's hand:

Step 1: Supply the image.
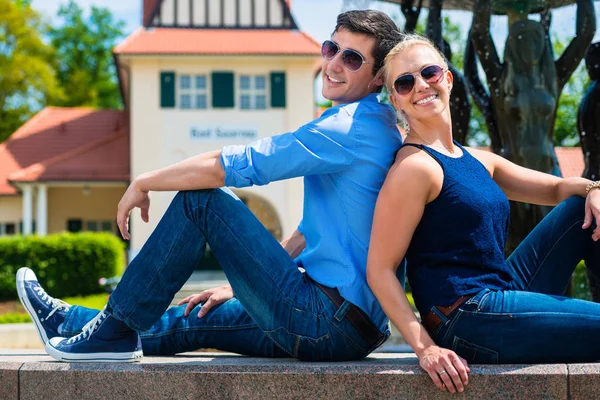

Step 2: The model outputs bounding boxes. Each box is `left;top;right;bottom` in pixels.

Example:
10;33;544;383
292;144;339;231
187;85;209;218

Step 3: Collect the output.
583;189;600;240
177;285;235;318
117;179;150;240
418;345;470;393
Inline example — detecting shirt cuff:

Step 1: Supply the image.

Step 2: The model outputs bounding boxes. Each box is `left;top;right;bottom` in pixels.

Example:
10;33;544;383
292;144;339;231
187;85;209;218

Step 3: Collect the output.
220;145;253;188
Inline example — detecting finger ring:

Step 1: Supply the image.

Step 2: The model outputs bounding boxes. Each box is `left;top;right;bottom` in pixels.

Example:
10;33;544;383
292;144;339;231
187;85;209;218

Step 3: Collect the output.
439;370;447;375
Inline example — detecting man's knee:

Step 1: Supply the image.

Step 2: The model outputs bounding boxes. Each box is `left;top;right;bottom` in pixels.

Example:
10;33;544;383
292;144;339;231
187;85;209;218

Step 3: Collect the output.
176;188;241;210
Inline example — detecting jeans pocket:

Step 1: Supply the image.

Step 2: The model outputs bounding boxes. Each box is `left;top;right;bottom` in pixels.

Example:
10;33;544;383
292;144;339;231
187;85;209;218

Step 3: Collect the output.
452;336;499;364
265;326;332;361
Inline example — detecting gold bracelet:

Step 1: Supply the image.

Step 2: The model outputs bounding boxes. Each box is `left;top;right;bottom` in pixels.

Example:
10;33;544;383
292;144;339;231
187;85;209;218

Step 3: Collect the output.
586;180;600;195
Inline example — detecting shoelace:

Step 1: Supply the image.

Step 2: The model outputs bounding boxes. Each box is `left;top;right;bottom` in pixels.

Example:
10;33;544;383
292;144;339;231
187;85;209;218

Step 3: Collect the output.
66;308;107;344
33;286;71;319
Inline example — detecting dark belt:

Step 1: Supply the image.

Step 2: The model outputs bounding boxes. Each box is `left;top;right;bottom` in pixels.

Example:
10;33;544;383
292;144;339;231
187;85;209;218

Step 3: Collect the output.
310;278;384;346
422;294;475;335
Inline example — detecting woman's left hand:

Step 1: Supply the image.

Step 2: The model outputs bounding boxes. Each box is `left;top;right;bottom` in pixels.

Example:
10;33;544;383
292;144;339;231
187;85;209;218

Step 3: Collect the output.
583;189;600;240
418;345;470;393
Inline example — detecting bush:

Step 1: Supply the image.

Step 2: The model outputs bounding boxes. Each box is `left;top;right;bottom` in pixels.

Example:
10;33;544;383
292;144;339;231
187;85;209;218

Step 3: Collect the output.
0;232;125;300
573;260;592;301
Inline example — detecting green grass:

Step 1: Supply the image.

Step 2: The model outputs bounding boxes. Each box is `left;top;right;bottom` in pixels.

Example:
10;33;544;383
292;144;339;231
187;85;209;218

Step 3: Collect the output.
0;293;108;325
405;292;415;309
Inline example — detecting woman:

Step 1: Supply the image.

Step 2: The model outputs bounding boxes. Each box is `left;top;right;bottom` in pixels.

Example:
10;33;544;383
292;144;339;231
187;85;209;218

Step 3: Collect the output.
367;34;600;394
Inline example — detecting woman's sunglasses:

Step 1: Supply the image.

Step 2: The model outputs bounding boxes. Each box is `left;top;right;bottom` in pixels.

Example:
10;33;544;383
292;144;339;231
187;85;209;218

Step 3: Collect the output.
321;40;373;72
393;65;446;95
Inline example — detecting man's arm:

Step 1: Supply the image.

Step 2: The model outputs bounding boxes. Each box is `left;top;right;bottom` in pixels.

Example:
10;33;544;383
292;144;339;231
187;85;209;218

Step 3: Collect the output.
135;150;225;192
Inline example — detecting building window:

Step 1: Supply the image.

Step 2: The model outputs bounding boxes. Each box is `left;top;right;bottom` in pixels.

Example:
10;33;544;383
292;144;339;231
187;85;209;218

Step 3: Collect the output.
180;74;208;109
239;75;267;110
0;222;17;236
86;220;115;233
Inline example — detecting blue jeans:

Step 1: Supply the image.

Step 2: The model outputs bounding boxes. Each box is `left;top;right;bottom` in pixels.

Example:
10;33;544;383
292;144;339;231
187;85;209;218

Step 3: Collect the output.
430;196;600;363
60;188;387;360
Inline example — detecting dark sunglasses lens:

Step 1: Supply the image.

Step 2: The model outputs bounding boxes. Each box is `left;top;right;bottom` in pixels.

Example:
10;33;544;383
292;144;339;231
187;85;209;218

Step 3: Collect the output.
394;75;415;95
321;40;338;59
341;49;364;72
421;65;443;82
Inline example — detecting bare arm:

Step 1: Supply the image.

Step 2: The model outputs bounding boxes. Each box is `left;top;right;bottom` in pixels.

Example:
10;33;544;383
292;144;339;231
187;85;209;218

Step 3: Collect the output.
367;150;469;393
469;148;600;239
135;150;225;192
556;0;596;90
117;150;225;239
469;148;588;205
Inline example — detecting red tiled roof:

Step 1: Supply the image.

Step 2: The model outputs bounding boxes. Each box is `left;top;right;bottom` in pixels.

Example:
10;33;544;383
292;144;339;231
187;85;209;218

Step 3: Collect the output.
113;28;321;55
555;147;584;178
0;107;129;195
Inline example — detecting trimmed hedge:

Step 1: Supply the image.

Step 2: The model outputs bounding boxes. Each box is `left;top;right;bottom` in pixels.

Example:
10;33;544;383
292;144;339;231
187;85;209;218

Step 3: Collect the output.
0;233;125;301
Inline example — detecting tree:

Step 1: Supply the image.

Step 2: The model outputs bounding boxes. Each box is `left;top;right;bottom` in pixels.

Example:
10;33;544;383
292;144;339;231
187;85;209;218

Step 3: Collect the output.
553;33;590;147
48;0;126;109
0;0;62;142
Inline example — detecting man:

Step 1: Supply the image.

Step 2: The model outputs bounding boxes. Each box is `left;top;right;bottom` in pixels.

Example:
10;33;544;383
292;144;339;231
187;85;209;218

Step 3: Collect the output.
17;10;404;362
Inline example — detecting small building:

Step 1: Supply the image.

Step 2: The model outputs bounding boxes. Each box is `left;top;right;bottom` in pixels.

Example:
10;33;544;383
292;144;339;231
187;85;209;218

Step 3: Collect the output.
0;108;129;237
0;0;322;258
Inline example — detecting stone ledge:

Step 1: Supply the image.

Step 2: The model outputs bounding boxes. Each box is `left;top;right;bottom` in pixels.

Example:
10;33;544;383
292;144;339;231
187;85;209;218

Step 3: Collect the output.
1;349;592;399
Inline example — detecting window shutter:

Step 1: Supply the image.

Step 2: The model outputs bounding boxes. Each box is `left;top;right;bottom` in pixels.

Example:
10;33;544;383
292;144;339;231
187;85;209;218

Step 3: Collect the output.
270;72;286;108
212;72;235;108
160;71;176;108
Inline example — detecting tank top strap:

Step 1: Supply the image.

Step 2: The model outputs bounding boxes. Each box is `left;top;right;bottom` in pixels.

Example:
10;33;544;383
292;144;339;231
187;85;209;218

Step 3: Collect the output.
400;143;444;171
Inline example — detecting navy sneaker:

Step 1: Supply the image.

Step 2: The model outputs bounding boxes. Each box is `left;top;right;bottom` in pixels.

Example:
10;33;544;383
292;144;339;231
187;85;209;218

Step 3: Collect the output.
45;306;143;362
16;267;71;345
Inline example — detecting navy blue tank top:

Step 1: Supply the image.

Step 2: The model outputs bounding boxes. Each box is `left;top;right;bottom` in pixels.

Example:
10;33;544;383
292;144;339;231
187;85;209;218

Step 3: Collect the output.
403;142;513;317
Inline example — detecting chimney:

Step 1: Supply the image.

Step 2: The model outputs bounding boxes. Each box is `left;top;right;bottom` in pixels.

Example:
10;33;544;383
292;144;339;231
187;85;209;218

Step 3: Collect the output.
143;0;160;27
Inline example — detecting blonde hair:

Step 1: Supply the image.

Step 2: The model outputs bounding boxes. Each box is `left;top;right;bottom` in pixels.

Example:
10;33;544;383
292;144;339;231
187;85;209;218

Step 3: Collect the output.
379;33;448;93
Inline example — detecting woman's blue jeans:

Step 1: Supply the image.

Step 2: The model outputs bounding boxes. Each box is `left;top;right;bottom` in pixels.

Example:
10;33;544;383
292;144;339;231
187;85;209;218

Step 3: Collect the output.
429;196;600;363
59;188;387;360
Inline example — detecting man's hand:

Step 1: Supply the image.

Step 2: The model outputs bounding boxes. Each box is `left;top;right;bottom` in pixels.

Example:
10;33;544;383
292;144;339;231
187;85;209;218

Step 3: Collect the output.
177;285;234;318
583;189;600;240
117;179;151;240
419;345;470;393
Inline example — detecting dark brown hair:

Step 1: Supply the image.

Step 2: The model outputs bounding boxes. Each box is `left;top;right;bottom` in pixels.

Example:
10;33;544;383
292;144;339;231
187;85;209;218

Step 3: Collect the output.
334;10;403;91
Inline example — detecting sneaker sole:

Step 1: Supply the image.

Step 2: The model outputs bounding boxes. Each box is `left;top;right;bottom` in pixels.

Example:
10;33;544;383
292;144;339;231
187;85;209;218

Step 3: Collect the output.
16;268;49;345
45;342;143;363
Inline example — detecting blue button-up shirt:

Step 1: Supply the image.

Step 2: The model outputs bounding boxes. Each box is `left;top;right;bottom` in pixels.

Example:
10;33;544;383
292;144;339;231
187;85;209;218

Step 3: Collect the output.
220;93;402;331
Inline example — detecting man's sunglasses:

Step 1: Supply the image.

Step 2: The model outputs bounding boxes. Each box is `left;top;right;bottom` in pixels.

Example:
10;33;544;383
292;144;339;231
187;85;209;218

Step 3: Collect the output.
321;40;373;72
393;65;446;95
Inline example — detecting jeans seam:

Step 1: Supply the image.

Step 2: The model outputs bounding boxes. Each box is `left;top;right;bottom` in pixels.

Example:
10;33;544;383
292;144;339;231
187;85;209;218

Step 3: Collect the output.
523;218;583;291
461;310;600;318
439;309;463;345
139;323;260;339
110;222;191;331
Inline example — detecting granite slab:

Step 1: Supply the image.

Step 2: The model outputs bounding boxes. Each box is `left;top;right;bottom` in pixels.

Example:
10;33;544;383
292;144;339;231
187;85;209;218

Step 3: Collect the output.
567;363;600;400
0;361;22;400
0;350;568;400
